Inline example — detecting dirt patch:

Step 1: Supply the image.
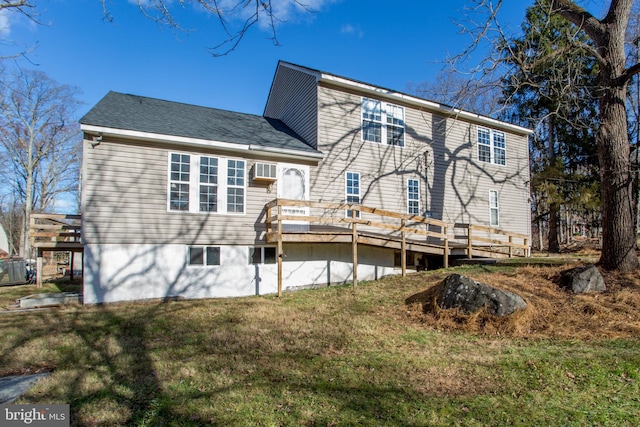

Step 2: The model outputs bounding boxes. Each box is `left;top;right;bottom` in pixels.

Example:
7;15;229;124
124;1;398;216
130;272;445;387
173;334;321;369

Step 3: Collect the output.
405;265;640;340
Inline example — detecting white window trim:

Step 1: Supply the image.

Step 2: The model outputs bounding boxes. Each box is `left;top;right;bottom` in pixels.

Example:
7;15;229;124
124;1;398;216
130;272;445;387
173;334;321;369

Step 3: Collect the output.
167;152;246;215
407;179;420;215
361;97;405;147
345;171;361;218
477;126;506;166
186;245;221;267
489;190;500;227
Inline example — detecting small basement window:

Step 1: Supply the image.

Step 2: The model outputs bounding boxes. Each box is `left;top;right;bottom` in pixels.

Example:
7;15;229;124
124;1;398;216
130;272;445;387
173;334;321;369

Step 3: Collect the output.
188;246;220;266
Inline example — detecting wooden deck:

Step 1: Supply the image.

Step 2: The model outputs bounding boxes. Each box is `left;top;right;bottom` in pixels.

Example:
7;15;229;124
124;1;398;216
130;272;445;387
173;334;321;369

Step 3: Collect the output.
30;213;83;287
265;199;530;296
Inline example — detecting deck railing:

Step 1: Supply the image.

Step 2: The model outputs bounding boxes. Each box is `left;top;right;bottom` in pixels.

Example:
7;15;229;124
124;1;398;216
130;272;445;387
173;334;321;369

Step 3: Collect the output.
265;198;530;260
29;213;82;287
30;213;82;249
264;198;530;296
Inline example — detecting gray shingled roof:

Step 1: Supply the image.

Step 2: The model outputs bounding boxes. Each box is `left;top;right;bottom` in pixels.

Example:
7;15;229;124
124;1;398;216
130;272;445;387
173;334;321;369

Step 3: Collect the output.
80;91;319;155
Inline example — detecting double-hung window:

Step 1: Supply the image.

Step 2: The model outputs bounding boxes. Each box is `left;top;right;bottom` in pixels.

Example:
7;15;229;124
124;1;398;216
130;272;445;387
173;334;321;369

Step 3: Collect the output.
489;190;499;227
407;179;420;215
478;127;506;165
345;171;361;218
199;156;218;212
362;98;405;147
227;160;245;213
168;153;245;214
169;154;190;211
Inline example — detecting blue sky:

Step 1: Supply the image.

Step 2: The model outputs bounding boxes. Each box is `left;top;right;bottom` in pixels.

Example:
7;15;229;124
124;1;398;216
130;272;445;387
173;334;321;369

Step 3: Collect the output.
3;0;531;118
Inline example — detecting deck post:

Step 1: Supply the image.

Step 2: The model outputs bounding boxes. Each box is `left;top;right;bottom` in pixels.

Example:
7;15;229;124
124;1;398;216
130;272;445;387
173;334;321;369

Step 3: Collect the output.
401;219;406;277
36;249;43;288
443;224;449;268
467;225;473;259
508;235;513;258
352;222;358;288
524;237;530;257
266;205;272;234
70;251;75;281
277;203;283;297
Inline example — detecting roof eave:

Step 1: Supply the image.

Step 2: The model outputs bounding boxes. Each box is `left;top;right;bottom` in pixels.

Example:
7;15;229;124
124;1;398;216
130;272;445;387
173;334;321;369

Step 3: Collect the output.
317;73;533;137
81;124;324;161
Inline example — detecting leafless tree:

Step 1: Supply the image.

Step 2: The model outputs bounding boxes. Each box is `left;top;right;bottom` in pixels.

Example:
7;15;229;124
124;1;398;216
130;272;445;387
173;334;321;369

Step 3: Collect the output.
101;0;315;57
0;69;81;258
454;0;640;272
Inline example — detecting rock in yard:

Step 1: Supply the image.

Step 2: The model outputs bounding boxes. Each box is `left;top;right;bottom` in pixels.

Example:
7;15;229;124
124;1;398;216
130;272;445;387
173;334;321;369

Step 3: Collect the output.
436;274;527;316
559;264;606;293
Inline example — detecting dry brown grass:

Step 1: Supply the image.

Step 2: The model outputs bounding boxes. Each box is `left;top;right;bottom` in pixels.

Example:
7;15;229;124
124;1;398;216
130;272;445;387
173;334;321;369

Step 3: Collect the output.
403;264;640;340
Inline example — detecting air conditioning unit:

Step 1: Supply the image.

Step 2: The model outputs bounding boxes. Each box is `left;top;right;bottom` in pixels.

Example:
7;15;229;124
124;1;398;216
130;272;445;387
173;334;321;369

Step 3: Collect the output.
253;162;277;181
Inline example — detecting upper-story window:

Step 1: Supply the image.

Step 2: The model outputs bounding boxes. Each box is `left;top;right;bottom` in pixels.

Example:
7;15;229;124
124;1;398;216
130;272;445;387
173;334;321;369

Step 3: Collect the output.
362;98;405;147
168;153;245;214
478;127;506;165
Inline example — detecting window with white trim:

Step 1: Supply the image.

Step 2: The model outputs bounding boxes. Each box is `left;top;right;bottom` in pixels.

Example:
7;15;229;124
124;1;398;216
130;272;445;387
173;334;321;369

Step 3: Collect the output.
188;246;220;266
199;156;218;212
168;153;245;214
227;159;245;213
249;247;276;264
407;179;420;215
478;127;506;165
362;98;405;146
345;171;361;218
489;190;499;227
169;154;190;211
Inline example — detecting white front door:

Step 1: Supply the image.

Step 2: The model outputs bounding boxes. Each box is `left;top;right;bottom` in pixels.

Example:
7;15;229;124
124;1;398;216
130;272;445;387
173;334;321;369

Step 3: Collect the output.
278;164;310;230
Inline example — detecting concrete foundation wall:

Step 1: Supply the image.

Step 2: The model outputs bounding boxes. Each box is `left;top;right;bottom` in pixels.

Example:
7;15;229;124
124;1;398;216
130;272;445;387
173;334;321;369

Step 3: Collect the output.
83;242;396;304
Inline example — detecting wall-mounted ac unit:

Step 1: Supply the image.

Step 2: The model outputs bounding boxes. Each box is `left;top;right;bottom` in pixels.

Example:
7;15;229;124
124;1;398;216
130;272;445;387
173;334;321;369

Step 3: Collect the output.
253;162;277;181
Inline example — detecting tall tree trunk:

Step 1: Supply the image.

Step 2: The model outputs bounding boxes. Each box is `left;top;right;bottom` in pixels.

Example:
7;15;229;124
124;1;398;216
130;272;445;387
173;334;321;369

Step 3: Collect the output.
598;83;639;271
547;116;561;252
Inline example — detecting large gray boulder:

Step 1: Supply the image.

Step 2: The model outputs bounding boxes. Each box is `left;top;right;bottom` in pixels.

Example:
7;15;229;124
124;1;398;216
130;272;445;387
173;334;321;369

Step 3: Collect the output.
436;274;527;316
559;264;606;293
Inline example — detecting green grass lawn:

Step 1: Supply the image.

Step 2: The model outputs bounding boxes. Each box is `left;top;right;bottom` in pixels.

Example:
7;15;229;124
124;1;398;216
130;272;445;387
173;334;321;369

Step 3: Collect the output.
0;267;638;426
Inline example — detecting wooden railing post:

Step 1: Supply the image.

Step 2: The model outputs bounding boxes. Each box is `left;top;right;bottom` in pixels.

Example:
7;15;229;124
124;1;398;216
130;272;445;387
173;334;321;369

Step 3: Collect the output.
467;225;473;259
277;203;283;297
443;224;449;268
509;235;514;258
401;219;406;277
266;206;272;234
352;222;358;288
36;249;43;288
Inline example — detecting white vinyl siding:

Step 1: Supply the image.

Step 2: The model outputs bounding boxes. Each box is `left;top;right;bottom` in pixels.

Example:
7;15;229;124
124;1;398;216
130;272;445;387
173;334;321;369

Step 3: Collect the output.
361;98;405;147
407;179;420;215
478;127;506;166
489;190;499;227
168;153;245;214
